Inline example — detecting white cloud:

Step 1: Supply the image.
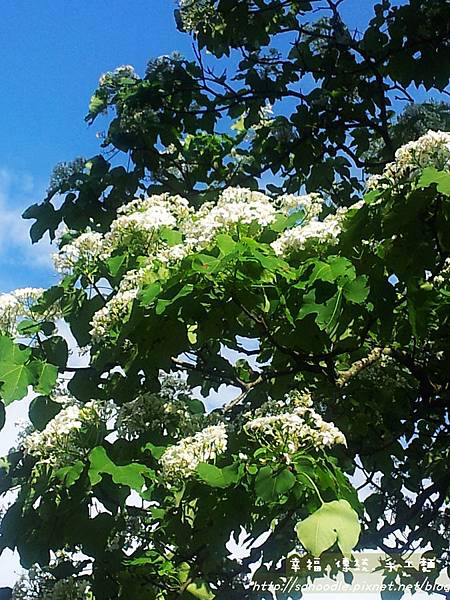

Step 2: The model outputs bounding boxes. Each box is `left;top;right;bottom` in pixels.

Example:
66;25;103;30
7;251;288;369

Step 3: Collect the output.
0;168;53;276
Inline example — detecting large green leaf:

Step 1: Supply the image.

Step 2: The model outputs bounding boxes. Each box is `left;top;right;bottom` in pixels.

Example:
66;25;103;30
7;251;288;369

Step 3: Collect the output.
29;395;62;430
0;338;56;403
196;463;240;488
0;336;30;364
255;466;296;502
298;289;343;334
30;361;58;395
418;167;450;196
55;460;85;487
308;257;356;285
0;362;34;404
41;336;69;368
343;276;369;304
295;499;361;558
88;446;154;492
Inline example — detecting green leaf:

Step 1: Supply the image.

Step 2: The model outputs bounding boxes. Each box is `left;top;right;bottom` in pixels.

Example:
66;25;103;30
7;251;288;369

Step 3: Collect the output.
418;167;450;195
55;460;84;487
187;324;198;344
41;337;69;368
196;463;239;488
364;189;383;204
343;276;369;304
160;227;183;246
107;254;127;277
87;93;107;118
298;289;343;334
295;499;361;558
0;337;35;403
216;233;236;254
30;361;58;395
16;319;42;335
155;284;194;315
308;257;356;285
144;442;166;460
88;446;154;492
0;336;30;364
191;254;220;273
0;401;5;431
29;395;62;430
255;466;296;502
0;362;34;404
185;580;215;600
139;282;161;306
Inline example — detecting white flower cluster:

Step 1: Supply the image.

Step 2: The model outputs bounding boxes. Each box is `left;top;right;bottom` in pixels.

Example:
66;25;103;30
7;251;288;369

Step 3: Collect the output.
117;193;191;221
183;187;278;248
272;200;363;256
244;391;346;454
433;257;450;288
53;230;111;274
116;376;201;439
98;64;137;87
53;194;192;279
41;578;91;600
160;424;227;481
53;188;326;280
279;192;323;219
12;563;91;600
86;187;294;340
23;400;107;467
178;0;216;32
0;288;46;336
272;216;340;255
50;186;353;341
108;194;189;247
90;267;149;341
366;130;450;190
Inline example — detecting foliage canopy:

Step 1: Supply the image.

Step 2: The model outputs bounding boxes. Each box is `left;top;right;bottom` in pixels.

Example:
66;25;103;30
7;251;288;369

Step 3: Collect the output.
0;1;449;599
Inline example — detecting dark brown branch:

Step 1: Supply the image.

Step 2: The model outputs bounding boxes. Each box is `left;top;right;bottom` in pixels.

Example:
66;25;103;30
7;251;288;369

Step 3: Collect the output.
361;475;450;548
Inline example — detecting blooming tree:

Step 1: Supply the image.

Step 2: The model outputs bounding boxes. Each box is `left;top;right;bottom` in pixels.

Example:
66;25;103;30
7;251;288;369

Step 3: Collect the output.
1;1;450;599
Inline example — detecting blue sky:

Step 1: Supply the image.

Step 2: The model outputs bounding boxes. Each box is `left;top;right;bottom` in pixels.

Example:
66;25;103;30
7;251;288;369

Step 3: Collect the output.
0;0;444;594
0;0;391;292
0;0;194;291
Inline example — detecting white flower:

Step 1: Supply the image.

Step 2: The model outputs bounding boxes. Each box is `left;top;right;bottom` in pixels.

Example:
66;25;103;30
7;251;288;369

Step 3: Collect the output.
104;194;191;253
99;65;137;86
117;193;191;219
183;187;277;248
53;231;111;275
0;287;48;336
109;206;176;237
115;376;200;439
366;130;450;190
244;393;346;454
271;217;341;255
271;199;363;256
160;424;228;481
90;265;155;342
156;243;191;264
279;192;324;218
90;288;138;343
23;399;109;467
178;0;216;32
433;257;450;288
